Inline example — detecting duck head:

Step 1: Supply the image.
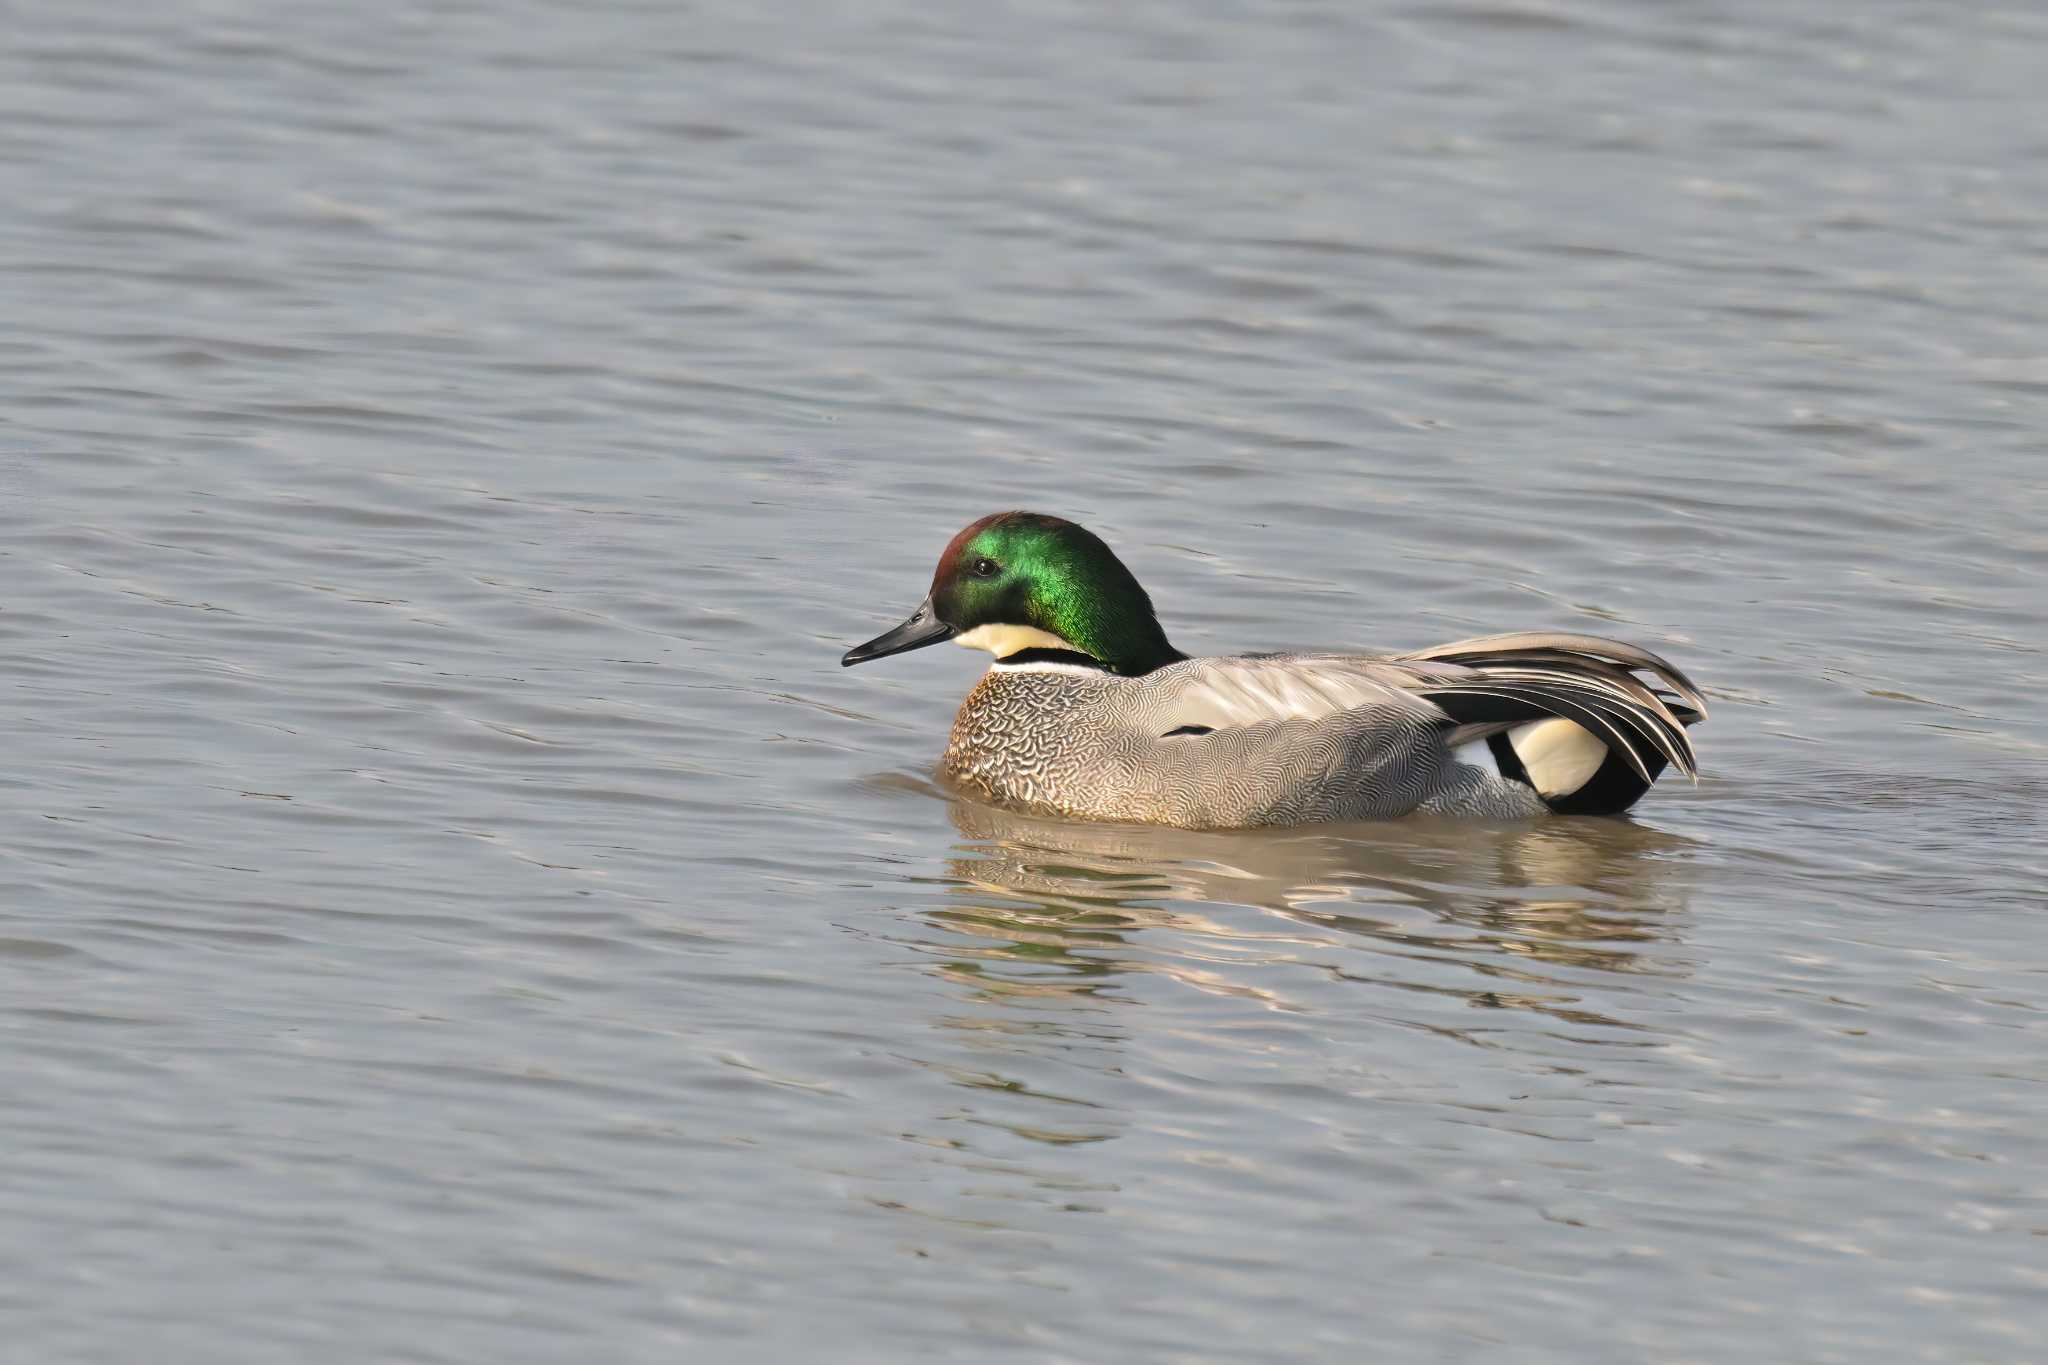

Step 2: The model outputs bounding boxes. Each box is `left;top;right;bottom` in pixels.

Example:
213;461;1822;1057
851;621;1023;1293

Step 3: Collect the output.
841;512;1185;676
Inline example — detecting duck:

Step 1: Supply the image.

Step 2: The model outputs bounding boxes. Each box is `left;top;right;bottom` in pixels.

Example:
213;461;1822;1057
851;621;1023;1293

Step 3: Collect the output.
841;512;1706;829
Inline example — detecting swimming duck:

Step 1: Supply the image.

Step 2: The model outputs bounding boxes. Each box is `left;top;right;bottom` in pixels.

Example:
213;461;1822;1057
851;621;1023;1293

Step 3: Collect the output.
842;512;1706;828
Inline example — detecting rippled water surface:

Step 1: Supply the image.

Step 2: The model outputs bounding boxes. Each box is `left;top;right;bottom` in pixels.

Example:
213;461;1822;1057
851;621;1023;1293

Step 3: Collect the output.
5;2;2046;1360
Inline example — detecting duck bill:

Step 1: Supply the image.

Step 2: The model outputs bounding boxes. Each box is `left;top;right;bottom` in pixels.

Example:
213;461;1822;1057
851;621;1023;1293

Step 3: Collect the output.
842;597;955;666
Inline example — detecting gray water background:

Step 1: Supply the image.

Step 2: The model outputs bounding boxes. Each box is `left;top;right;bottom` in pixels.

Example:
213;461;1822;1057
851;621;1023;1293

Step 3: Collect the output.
4;1;2046;1360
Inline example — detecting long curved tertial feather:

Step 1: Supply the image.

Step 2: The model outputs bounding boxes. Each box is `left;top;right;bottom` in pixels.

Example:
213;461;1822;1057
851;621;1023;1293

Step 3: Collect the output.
1399;633;1706;782
1402;632;1709;716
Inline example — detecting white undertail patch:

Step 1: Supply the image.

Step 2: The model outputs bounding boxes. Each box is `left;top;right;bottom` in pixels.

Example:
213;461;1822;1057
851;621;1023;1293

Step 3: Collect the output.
1508;718;1607;799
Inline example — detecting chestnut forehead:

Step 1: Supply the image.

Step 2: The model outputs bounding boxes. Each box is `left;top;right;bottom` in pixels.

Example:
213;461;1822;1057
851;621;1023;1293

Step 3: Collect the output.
937;513;1012;565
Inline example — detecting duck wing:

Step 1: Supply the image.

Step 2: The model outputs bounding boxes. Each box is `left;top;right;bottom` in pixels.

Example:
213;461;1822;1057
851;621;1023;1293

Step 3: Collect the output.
1147;653;1445;732
1149;633;1705;788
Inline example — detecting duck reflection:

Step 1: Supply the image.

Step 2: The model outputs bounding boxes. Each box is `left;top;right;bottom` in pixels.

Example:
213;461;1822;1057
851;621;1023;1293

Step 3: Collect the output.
879;795;1703;1184
929;797;1700;1031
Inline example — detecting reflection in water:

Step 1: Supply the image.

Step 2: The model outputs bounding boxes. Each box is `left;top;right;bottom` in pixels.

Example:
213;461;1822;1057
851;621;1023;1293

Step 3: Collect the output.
930;797;1701;1033
881;796;1706;1167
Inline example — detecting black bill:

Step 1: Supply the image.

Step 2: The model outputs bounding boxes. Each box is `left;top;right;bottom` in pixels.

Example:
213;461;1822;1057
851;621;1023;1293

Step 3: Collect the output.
841;597;954;666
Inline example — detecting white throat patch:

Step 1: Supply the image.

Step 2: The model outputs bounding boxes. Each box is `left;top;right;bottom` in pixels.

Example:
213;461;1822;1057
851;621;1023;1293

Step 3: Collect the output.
952;622;1082;659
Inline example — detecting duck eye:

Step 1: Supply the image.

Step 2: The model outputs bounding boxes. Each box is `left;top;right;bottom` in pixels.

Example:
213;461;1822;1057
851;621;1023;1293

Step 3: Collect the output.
971;557;999;578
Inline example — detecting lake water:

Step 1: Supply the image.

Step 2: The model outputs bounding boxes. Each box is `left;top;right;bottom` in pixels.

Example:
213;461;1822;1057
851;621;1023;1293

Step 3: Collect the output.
4;1;2045;1360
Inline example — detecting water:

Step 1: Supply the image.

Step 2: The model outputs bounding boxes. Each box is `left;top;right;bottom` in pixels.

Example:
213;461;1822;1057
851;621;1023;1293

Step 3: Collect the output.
4;1;2045;1360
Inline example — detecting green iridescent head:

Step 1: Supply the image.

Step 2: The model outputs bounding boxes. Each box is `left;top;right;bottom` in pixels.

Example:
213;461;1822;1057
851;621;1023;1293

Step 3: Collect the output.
842;512;1184;676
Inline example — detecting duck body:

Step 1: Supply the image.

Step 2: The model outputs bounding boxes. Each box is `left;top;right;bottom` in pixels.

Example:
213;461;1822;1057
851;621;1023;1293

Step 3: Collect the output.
940;653;1541;825
845;513;1706;830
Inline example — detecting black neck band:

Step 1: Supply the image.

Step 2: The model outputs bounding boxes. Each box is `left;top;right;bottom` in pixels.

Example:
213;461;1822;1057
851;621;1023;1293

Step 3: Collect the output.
997;647;1107;670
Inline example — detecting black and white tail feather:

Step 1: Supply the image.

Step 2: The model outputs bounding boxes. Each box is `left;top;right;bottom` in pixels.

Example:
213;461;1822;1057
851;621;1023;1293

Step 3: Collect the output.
1402;631;1707;815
